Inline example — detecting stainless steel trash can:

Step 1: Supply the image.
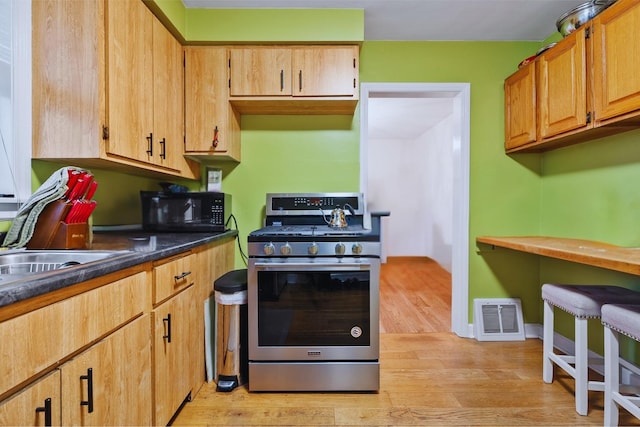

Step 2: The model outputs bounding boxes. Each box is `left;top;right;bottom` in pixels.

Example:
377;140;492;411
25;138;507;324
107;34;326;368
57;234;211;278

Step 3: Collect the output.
214;269;248;392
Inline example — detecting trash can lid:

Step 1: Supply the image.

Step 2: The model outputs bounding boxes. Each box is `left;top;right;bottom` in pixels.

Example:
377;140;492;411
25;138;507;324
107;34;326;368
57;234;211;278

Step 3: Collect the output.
214;269;247;293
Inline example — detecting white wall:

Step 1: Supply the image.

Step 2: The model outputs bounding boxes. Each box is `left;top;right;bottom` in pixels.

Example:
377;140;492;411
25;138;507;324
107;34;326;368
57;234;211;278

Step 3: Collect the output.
367;112;454;272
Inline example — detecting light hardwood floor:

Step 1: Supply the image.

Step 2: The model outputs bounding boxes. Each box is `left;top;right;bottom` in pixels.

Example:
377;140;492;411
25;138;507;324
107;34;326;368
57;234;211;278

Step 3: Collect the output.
172;257;639;426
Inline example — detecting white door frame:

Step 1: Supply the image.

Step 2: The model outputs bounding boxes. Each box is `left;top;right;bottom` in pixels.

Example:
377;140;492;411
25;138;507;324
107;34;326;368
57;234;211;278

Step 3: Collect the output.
359;82;471;337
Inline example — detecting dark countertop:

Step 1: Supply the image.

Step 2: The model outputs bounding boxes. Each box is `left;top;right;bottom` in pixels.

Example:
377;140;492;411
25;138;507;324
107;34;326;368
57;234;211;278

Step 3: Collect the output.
0;230;237;309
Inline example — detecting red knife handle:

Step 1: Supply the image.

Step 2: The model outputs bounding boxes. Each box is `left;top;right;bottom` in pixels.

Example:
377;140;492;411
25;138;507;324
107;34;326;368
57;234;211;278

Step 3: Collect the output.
85;181;98;200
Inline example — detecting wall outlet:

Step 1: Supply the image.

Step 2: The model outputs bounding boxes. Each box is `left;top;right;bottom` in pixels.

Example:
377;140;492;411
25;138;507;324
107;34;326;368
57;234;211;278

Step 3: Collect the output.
207;169;222;192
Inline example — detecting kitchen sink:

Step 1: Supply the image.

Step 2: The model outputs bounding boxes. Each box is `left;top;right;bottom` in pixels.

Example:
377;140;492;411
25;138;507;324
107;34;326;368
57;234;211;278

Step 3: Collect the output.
0;250;131;276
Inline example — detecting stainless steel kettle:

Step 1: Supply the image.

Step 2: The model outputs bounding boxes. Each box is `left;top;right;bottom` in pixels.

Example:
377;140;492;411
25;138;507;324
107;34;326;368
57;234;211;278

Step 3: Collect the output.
320;204;355;228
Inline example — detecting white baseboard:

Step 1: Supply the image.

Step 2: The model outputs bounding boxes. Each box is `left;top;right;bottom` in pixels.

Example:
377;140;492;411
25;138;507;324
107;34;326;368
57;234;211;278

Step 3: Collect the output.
465;322;540;340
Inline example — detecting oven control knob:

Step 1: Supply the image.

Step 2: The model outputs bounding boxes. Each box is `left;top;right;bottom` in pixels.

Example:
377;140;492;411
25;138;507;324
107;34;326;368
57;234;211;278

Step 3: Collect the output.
280;243;292;255
352;243;363;255
335;242;346;256
263;243;275;256
308;242;319;256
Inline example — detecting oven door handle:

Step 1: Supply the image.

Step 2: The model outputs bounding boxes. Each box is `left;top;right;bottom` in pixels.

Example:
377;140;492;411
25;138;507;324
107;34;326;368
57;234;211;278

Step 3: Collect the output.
253;261;373;271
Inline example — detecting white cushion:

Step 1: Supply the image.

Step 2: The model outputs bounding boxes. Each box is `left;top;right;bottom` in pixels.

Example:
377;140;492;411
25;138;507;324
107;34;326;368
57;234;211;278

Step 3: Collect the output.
542;284;640;319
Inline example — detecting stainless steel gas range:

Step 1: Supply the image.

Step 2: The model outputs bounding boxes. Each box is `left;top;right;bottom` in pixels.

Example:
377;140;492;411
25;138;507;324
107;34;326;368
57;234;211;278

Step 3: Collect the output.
247;193;381;392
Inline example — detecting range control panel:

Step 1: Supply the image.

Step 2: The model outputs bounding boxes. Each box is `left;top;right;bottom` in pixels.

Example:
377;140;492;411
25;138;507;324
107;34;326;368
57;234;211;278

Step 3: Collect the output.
267;193;364;216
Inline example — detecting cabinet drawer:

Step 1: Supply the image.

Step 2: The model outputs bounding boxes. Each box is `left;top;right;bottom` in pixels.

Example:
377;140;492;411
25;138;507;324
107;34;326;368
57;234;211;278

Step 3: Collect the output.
0;271;147;398
153;253;195;304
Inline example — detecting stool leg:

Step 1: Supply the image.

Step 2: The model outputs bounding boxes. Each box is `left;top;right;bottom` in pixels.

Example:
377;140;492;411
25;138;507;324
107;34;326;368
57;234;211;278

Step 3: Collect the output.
575;317;588;416
604;326;619;427
543;300;554;383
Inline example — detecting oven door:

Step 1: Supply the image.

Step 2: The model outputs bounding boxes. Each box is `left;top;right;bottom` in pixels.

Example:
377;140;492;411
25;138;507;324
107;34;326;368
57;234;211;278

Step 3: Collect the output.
248;257;380;361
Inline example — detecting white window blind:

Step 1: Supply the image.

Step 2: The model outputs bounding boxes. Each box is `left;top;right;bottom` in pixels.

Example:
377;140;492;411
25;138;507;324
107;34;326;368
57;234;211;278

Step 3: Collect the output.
0;0;31;219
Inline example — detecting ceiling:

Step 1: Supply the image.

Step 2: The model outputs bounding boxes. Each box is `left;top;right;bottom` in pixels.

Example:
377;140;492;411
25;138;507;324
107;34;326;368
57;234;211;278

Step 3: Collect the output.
180;0;587;41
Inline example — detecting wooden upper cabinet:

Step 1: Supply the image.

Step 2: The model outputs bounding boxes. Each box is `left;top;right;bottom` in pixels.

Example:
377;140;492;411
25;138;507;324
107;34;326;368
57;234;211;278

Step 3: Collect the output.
184;47;241;160
105;0;153;165
504;62;537;150
592;0;640;124
503;0;640;154
292;46;358;97
228;45;359;114
32;0;197;179
229;48;292;96
537;26;588;139
230;46;358;97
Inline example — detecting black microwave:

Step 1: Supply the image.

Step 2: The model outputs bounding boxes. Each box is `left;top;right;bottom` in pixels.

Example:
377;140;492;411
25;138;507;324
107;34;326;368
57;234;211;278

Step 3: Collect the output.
140;191;231;232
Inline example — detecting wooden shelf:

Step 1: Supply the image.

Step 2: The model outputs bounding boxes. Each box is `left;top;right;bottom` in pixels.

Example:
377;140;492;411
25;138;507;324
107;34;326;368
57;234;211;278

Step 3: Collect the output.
476;236;640;275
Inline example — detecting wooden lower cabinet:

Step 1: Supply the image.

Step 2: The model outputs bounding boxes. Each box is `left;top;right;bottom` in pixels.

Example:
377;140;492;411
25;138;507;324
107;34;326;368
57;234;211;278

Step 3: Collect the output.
0;316;151;427
61;315;152;426
153;285;196;426
0;371;61;427
0;238;236;426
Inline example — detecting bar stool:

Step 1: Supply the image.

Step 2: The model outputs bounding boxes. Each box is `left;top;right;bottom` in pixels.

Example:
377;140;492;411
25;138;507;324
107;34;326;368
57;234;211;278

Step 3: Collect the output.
541;284;640;415
602;304;640;426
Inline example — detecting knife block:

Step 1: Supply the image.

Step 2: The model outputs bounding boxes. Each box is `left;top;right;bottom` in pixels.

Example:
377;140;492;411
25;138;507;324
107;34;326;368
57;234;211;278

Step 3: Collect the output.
27;200;89;249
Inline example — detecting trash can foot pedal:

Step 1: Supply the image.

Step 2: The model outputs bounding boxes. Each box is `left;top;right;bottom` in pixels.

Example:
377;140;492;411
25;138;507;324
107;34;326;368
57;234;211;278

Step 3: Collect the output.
216;375;239;392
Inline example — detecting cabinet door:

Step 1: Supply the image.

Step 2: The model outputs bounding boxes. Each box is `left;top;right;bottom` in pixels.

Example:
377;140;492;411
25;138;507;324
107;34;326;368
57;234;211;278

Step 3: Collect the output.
593;0;640;122
537;27;588;139
504;63;537;150
31;0;105;160
229;47;292;96
61;315;152;426
105;0;153;164
153;286;196;426
0;371;61;426
184;47;241;159
292;46;358;97
152;18;185;172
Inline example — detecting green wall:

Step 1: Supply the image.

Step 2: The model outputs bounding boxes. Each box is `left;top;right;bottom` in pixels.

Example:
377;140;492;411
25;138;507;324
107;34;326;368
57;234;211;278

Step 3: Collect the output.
222;115;360;262
13;1;640;344
538;131;640;349
358;41;544;324
185;9;364;43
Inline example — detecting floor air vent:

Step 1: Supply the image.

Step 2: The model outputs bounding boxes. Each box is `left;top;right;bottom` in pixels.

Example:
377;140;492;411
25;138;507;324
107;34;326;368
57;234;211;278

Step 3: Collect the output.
474;298;525;341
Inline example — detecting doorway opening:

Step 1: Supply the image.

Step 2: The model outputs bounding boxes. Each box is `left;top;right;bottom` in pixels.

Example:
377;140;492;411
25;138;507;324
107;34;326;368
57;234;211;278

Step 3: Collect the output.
359;82;471;337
